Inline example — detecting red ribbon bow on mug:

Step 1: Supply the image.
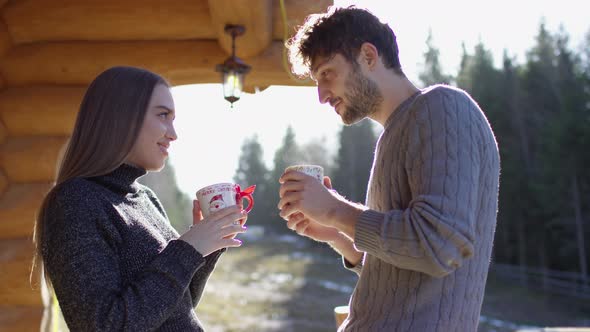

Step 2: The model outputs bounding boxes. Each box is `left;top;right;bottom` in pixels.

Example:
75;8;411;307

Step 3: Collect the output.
235;184;256;213
236;185;256;197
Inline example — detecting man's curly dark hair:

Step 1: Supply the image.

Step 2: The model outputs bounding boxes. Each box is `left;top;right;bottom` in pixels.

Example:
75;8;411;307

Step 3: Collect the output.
286;5;404;78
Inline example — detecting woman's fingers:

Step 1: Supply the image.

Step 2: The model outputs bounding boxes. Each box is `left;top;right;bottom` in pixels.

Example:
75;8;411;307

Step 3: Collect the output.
222;238;243;248
221;223;247;235
185;205;248;254
237;215;248;226
217;211;248;227
205;205;242;221
198;209;247;228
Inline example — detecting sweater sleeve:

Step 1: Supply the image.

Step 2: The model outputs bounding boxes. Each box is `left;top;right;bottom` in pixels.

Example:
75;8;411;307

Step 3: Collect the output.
354;89;479;277
142;185;226;307
43;191;206;332
189;248;225;307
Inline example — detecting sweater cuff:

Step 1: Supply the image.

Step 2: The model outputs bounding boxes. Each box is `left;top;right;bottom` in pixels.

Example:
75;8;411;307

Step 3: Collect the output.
204;248;226;267
354;209;385;253
342;255;363;275
162;239;206;276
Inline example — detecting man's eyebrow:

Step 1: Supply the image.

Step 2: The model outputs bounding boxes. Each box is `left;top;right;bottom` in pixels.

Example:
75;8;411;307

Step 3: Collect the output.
311;56;334;77
311;61;325;77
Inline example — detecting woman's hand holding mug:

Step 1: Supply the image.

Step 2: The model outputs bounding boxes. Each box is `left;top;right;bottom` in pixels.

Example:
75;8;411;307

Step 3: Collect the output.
179;200;247;257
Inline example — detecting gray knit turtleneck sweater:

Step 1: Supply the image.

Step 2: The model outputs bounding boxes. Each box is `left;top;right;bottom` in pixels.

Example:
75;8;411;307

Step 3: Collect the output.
340;85;500;331
42;164;223;331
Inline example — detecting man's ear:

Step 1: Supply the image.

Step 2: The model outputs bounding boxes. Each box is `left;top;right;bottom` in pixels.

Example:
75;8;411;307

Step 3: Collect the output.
359;42;379;70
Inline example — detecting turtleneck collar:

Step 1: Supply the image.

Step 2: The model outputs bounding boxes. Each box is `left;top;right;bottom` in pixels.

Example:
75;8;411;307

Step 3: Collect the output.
89;163;147;195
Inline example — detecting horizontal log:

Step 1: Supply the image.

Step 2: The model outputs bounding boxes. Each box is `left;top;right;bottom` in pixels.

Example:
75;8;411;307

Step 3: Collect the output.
0;137;67;183
0;118;6;144
0;183;53;239
0;238;43;306
208;0;272;58
0;40;311;88
3;0;331;44
0;17;9;92
244;40;311;88
0;306;43;331
0;86;84;136
272;0;332;39
3;0;212;42
0;18;11;56
0;169;7;194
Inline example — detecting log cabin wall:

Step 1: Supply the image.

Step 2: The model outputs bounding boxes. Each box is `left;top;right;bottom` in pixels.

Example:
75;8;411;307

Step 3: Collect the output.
0;0;330;329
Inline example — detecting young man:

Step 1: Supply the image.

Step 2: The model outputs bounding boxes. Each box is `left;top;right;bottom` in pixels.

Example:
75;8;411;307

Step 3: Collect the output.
278;6;500;331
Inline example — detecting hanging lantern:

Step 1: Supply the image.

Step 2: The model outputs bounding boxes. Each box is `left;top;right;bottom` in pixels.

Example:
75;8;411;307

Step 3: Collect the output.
215;24;251;107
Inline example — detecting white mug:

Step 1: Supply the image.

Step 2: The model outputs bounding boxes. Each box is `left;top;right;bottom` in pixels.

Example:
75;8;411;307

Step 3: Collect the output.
196;182;256;218
285;164;324;182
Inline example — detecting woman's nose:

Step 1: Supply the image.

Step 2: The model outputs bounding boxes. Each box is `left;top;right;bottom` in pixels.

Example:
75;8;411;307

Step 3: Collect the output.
167;125;178;141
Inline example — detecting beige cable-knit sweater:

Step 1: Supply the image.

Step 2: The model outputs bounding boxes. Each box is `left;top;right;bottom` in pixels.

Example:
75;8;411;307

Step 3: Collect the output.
340;85;500;332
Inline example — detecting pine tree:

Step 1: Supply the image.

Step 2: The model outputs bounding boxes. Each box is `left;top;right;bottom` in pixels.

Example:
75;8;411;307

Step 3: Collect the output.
266;126;305;233
300;136;334;175
139;160;192;232
331;119;377;203
233;135;270;229
520;21;560;273
541;27;589;277
418;29;453;87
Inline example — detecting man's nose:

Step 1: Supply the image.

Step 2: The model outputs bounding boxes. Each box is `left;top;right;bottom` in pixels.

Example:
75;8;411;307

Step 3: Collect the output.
318;84;331;105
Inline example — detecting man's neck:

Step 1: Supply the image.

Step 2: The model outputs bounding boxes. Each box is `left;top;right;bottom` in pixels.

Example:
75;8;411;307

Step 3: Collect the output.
371;74;420;126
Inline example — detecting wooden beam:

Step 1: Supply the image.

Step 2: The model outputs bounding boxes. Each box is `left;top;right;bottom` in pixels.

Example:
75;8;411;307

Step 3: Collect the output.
2;0;213;43
0;17;11;56
244;40;311;89
0;238;43;306
0;306;43;332
0;183;52;239
208;0;272;58
0;137;67;183
0;86;84;136
0;118;6;144
0;40;311;88
272;0;333;40
0;16;12;92
2;0;332;44
0;170;7;195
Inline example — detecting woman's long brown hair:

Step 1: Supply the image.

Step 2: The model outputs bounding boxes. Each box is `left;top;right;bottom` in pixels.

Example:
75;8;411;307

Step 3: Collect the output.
31;66;168;290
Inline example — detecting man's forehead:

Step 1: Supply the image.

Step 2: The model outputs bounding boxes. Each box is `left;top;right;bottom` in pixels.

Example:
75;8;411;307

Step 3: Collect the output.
311;54;336;75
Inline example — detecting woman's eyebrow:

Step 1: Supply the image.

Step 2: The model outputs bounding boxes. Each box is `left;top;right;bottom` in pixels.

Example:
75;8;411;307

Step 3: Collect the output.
156;105;175;113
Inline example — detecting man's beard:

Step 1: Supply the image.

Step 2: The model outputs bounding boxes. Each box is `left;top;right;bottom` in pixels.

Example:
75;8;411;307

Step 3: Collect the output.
341;65;383;125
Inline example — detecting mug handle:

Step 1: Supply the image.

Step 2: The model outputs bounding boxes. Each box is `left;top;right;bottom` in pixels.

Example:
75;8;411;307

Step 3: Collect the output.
235;185;256;213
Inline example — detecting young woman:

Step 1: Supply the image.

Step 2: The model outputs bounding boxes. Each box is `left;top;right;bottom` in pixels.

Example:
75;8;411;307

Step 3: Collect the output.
31;66;247;331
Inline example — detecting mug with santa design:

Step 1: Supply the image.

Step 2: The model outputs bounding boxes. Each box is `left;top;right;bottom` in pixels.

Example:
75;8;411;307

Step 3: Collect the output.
196;182;256;219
